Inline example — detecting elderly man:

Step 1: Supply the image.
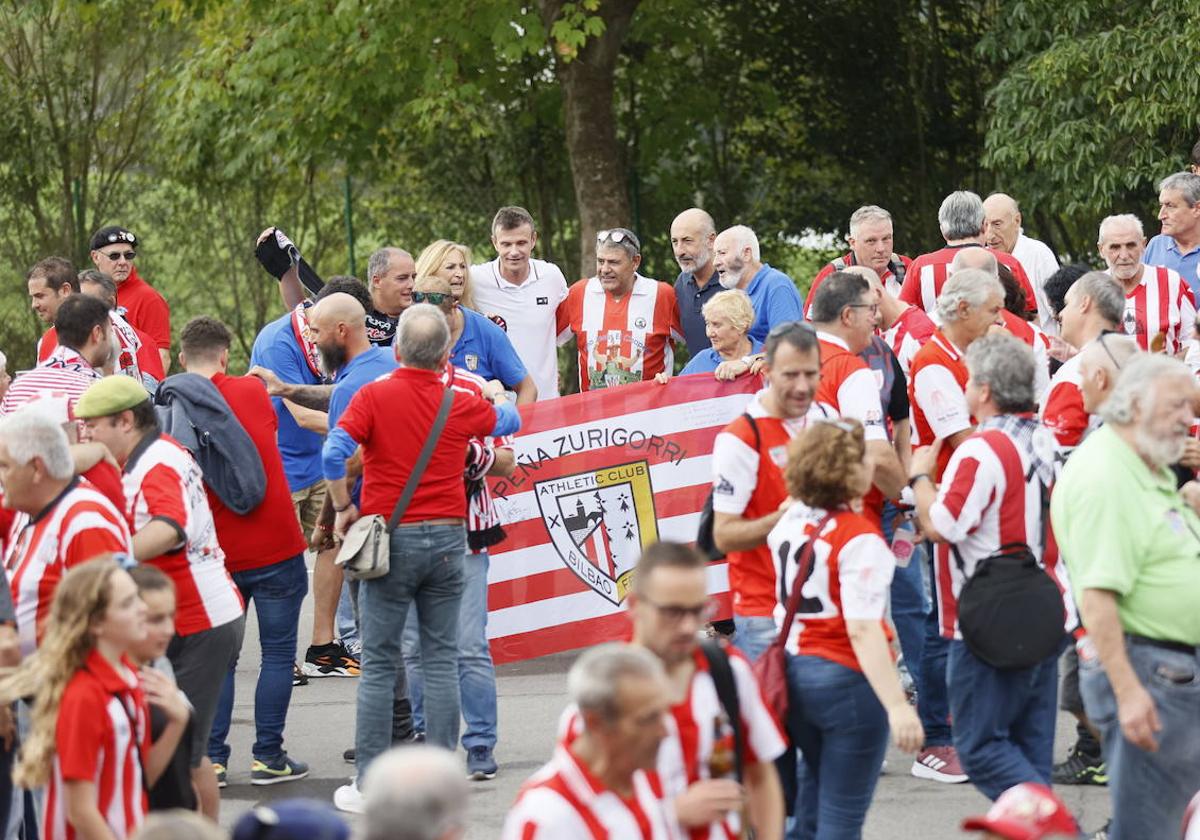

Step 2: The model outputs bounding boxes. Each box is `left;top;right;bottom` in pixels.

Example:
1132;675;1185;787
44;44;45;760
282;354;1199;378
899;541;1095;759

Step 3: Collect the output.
983;193;1061;334
628;542;785;839
470;207;569;401
712;224;803;343
75;374;244;818
898;191;1036;319
362;746;469;840
89;225;171;373
1040;272;1125;456
805;205;912;315
910;333;1071;801
556;228;683;391
711;322;827;663
671;208;721;355
906;267;1005;785
1052;353;1200;840
1097;213;1198;370
326;304;519;811
1143;172;1200;295
502;643;673;838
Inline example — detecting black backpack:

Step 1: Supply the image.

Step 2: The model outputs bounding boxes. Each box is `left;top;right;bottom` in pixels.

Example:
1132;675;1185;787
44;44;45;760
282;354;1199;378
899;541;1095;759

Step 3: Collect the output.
953;481;1066;670
696;414;759;561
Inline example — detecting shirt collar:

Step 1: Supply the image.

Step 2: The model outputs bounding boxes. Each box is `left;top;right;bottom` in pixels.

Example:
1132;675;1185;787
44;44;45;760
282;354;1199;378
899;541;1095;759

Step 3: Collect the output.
816;330;850;351
588;273;652;297
334;346;384;383
744;263;772;293
490;258;539;290
83;649;138;694
45;345;97;372
1162;235;1200;257
123;429;161;474
29;477;81;525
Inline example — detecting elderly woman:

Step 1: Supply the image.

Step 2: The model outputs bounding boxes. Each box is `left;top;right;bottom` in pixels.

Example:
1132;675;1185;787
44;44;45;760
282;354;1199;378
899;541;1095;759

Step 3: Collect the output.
410;269;536;404
656;289;761;383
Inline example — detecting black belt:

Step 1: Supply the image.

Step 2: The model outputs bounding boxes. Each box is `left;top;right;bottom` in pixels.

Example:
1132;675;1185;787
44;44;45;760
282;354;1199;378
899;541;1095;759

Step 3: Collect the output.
1127;634;1199;656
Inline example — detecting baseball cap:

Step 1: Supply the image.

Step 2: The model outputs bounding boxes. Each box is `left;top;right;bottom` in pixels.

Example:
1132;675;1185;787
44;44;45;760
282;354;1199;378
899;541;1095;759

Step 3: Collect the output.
74;376;150;419
231;798;350;840
961;783;1079;839
90;226;138;252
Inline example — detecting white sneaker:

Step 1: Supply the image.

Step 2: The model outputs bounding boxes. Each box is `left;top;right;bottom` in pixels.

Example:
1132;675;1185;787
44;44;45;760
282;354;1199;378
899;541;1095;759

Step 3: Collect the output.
333;781;365;814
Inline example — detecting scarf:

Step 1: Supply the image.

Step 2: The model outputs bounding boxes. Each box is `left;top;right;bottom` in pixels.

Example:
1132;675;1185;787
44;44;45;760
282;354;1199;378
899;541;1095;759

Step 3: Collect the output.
290;301;323;378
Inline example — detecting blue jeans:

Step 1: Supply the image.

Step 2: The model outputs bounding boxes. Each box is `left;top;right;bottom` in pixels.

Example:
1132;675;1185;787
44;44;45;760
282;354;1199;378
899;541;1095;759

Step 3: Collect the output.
785;654;889;840
403;552;498;750
356;523;465;780
917;546;952;746
947;640;1059;800
208;554;307;763
732;614;777;665
335;578;360;649
1080;639;1200;840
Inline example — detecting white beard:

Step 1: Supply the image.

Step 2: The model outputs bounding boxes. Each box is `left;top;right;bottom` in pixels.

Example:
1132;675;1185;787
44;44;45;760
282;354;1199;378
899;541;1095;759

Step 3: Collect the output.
1135;425;1186;469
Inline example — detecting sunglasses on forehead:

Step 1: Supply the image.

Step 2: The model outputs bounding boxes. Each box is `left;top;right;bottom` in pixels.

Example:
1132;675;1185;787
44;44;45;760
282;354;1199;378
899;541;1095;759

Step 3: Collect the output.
1096;330;1124;370
100;250;136;262
596;229;641;252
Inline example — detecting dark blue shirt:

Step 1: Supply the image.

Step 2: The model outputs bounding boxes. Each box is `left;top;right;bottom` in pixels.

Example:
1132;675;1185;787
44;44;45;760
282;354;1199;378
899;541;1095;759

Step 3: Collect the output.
249;312;324;492
673;270;723;356
451;307;528;387
745;263;804;343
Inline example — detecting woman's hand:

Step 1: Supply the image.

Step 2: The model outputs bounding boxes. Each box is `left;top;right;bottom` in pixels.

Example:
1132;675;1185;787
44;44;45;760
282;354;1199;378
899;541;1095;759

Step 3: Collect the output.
887;702;924;753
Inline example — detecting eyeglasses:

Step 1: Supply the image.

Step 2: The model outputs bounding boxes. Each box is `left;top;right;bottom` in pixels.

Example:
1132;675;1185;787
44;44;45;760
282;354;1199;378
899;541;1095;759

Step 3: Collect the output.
846;302;880;315
412;291;450;305
596;229;641;252
766;320;818;339
100;250;136;262
641;597;717;623
1096;330;1124;371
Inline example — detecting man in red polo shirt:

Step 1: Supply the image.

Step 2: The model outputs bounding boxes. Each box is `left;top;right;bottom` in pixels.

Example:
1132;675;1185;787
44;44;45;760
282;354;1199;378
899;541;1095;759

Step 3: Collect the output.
556;228;683;391
805;205;912;315
176;316;310;788
906;267;1004;786
89;225;171;374
898;191;1036;318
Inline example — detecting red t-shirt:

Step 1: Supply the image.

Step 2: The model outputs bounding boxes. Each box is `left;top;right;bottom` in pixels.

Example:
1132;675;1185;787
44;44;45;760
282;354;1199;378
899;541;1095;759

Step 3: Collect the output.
208;373;307;572
804;252;912;317
897;245;1036;318
115;267;171;351
337;367;498;522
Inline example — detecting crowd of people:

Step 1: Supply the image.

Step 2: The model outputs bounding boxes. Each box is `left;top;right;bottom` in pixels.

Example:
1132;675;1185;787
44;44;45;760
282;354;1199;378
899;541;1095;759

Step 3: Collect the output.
0;152;1196;840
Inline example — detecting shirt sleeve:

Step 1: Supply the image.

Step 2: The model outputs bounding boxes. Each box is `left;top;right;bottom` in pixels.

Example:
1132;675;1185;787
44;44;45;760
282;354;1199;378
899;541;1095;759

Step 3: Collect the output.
56;682;106;781
260;332;311;387
555;285;578;346
139;464;188;544
141;294;172;351
62;515;129;568
836;367;888;442
1041;381;1088;454
322;427;359;481
664;284;685;344
482;319;529;388
837;532;896;619
897;260;923;307
805;264;835;319
912;364;972;439
711;427;760;515
491;401;521;437
929;440;995;543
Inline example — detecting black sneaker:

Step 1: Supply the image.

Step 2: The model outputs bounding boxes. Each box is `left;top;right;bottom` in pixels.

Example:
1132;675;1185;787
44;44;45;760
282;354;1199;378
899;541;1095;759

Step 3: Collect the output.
292;662;308;687
303;642;361;678
343;747;355;764
1052;744;1107;786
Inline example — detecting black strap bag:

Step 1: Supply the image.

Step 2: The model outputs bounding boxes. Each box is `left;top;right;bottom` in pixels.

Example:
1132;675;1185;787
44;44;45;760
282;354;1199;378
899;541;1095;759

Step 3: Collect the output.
696;414;759;561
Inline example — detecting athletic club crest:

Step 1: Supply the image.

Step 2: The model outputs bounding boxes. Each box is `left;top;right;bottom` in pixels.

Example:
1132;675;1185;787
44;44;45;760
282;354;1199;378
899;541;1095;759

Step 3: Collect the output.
535;460;659;605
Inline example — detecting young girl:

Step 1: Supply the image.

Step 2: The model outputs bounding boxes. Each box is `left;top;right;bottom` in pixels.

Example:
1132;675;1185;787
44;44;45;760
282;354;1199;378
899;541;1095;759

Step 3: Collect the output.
0;559;189;840
127;565;196;812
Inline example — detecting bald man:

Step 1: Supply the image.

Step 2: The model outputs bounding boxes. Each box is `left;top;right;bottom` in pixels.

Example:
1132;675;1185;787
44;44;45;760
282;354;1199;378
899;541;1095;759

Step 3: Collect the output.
671;207;720;354
983;193;1060;334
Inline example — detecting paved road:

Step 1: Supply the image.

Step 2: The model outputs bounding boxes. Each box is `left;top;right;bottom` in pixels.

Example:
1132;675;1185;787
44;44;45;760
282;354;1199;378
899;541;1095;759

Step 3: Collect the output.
217;581;1111;838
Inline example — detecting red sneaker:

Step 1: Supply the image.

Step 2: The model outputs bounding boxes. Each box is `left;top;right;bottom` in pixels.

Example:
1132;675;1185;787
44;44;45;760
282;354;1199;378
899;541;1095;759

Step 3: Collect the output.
911;745;969;783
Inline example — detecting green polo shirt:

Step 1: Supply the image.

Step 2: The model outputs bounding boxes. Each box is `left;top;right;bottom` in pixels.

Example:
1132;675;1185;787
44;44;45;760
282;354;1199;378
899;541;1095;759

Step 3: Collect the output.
1052;424;1200;645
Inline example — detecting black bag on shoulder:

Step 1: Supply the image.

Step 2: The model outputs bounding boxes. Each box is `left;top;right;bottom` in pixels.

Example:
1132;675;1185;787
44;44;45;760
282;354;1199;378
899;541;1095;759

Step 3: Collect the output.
953;484;1065;670
696;414;760;561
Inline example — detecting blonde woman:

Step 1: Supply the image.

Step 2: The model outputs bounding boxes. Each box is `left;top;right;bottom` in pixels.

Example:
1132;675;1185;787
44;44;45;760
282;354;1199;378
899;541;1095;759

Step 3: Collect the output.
416;239;477;311
656;289;762;382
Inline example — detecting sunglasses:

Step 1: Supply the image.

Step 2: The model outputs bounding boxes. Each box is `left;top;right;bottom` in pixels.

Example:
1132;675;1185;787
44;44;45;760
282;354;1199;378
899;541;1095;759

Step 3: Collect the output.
596;229;641;252
1096;330;1124;371
412;291;450;305
100;250;136;262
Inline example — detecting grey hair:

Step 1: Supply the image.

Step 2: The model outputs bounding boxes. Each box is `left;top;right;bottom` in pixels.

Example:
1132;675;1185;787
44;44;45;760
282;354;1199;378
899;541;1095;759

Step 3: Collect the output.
568;643;665;722
396;303;450;370
936;268;1004;323
938;190;985;240
965;333;1035;412
721;225;761;262
1097;213;1144;245
597;227;641;260
1099;352;1190;426
848;205;892;239
78;269;117;307
1159;171;1200;206
811;271;870;324
950;246;999;279
0;411;73;481
367;247;410;282
363;746;469;840
1068;271;1125;326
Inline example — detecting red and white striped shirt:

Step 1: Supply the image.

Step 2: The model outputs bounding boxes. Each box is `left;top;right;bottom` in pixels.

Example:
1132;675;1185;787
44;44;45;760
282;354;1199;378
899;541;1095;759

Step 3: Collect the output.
46;651;150;840
883;305;936;382
556;275;684;391
5;479;131;656
908;331;973;479
998;310;1052;402
1039;352;1099;457
121;433;242;636
1120;265;1198;368
502;740;673;840
898;245;1036;318
0;346;102;417
929;425;1074;639
804;253;911;317
439;363;513;539
38;311;163;386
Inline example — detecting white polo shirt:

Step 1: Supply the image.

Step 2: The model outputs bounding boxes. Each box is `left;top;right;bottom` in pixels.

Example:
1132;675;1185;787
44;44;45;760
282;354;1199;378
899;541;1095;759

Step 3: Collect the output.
470;258;569;400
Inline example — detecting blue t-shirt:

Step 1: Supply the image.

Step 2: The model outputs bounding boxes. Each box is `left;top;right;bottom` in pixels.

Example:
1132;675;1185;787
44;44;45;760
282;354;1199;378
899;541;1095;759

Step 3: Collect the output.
249;312;325;492
679;338;763;375
674;270;723;356
745;263;803;343
451;307;528;387
1144;234;1200;297
329;346;399;429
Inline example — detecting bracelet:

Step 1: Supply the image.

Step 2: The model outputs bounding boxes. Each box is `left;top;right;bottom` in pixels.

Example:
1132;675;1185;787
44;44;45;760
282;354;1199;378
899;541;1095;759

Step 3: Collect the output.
333;502;352;513
316;524;331;531
907;473;932;488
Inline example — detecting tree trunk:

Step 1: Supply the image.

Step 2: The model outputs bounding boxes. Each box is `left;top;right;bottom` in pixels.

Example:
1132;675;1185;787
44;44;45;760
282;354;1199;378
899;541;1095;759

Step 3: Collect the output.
540;0;639;276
